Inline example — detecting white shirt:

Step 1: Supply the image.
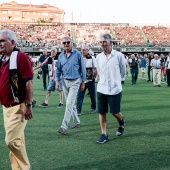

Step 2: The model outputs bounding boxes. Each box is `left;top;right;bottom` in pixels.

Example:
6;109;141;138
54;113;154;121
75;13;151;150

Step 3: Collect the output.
96;49;126;95
150;58;161;69
83;55;96;83
83;55;96;68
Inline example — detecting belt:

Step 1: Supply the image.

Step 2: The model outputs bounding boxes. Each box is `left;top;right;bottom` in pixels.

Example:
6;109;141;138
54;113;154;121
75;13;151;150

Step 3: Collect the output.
65;78;76;81
4;103;19;108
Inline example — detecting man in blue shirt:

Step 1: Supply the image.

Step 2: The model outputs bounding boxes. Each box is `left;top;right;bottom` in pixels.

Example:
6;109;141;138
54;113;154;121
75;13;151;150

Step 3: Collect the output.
140;54;147;80
55;36;86;134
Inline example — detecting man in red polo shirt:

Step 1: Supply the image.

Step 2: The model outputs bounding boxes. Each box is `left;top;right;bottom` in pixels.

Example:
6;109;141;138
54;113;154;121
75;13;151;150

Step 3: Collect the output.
0;29;33;170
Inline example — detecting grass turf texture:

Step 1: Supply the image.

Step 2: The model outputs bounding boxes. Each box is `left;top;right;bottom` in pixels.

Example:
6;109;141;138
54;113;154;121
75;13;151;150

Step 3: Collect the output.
0;71;170;170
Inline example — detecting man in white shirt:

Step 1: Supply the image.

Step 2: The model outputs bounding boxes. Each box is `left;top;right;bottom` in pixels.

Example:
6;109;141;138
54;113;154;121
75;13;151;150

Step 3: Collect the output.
96;33;126;144
150;54;162;87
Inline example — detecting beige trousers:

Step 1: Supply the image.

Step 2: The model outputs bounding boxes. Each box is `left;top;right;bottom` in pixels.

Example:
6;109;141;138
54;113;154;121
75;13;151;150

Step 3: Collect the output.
152;69;161;86
3;103;30;170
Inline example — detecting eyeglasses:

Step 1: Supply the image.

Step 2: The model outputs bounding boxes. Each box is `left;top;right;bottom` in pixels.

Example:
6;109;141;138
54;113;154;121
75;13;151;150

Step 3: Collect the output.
0;39;6;43
99;41;108;44
63;41;71;45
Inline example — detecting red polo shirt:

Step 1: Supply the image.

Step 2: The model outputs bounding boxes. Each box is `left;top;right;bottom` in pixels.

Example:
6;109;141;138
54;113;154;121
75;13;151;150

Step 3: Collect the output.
0;51;33;105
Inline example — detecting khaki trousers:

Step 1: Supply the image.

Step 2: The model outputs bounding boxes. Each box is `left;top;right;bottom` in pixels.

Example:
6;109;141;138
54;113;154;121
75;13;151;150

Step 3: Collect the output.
61;78;81;129
152;69;161;86
3;103;30;170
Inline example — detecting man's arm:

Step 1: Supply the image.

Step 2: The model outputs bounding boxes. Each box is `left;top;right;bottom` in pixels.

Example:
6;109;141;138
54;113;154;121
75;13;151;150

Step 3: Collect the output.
92;56;97;79
34;58;48;71
33;63;43;71
24;80;33;120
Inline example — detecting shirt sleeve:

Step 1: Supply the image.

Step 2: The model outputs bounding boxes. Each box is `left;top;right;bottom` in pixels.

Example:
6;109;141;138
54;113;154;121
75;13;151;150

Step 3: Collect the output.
55;55;62;81
18;52;33;81
79;53;86;81
118;53;126;81
92;56;97;68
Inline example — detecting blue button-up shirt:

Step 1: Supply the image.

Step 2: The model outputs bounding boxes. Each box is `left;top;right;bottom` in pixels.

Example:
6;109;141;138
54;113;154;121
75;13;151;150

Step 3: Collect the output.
55;49;86;81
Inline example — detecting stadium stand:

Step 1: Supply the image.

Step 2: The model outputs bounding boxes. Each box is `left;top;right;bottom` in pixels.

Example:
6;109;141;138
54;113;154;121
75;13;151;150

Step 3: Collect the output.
1;23;170;54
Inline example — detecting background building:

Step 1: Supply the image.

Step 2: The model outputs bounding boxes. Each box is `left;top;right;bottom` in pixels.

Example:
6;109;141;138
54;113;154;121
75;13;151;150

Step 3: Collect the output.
0;1;64;24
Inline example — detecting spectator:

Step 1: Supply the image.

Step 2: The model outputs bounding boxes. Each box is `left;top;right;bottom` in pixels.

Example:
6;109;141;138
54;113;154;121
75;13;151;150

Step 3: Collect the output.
34;47;64;108
38;49;49;90
76;45;97;115
150;54;162;87
140;54;147;80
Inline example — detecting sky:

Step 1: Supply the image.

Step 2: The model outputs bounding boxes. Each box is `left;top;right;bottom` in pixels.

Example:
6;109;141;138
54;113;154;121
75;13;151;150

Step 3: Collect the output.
2;0;170;24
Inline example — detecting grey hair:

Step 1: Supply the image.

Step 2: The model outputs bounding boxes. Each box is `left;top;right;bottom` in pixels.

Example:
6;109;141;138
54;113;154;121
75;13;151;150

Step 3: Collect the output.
43;48;48;52
100;33;113;42
62;36;72;42
51;46;57;52
81;44;89;50
0;29;18;45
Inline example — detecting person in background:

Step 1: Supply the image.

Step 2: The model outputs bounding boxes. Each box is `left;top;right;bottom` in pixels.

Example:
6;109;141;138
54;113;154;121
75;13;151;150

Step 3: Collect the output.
34;46;63;108
0;29;33;170
55;36;86;134
165;54;170;87
129;54;139;85
38;49;49;90
140;54;147;80
96;33;126;144
76;44;97;115
160;53;166;81
147;51;154;82
150;54;162;87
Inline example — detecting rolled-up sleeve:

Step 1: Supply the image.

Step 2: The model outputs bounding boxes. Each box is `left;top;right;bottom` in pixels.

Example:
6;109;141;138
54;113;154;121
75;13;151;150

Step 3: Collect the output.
79;53;86;81
55;55;62;82
119;53;126;81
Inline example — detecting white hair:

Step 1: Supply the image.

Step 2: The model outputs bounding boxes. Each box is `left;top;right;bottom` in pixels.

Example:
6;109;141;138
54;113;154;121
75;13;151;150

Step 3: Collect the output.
0;29;18;45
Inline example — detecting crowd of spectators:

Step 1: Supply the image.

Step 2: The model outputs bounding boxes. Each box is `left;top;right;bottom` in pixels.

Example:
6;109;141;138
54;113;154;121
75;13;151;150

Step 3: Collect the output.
113;26;145;46
142;26;170;47
1;23;170;47
74;24;112;47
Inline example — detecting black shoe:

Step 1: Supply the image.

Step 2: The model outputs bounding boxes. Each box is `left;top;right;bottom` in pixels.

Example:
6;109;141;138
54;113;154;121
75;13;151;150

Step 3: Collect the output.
89;109;96;113
39;103;48;108
32;100;36;108
97;134;108;144
116;127;124;136
77;112;82;116
158;85;161;87
57;103;63;108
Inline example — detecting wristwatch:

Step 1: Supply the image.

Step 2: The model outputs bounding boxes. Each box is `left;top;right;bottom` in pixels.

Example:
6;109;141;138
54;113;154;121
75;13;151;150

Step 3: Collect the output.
25;103;32;107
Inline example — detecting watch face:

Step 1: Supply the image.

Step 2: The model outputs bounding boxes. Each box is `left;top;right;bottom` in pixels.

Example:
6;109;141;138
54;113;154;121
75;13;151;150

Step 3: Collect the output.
26;103;32;107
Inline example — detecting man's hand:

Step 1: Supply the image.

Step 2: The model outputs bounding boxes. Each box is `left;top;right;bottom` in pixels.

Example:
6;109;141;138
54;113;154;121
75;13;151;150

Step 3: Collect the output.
93;68;97;79
22;107;33;121
80;82;85;91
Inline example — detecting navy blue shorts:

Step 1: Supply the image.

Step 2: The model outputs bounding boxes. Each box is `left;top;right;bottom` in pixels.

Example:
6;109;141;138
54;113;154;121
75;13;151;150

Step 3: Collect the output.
97;92;122;114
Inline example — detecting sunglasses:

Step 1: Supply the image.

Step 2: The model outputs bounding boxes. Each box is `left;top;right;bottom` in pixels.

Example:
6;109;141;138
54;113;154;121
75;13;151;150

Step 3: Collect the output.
63;41;71;45
0;39;6;43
